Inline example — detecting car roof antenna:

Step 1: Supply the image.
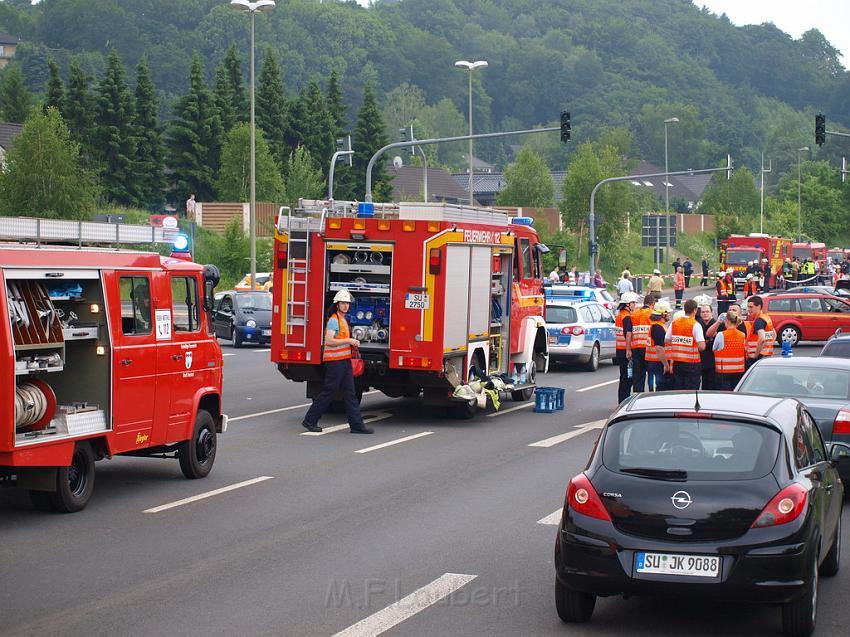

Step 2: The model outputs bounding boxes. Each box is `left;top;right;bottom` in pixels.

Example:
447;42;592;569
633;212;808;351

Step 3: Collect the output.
693;389;701;412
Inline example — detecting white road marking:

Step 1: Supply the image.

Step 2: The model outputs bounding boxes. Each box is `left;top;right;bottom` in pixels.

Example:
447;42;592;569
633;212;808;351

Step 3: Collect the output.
301;411;394;436
537;508;563;525
253;348;271;353
228;391;383;423
332;572;477;637
576;378;618;393
354;431;433;454
528;420;606;448
486;402;535;417
222;353;236;357
143;476;274;513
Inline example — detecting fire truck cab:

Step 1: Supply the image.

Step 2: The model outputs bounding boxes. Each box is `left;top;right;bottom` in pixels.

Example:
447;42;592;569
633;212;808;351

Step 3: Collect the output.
1;218;225;512
721;233;792;289
272;200;549;418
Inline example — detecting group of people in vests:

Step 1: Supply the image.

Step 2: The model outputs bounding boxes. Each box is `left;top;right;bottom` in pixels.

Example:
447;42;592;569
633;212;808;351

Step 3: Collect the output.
615;291;776;403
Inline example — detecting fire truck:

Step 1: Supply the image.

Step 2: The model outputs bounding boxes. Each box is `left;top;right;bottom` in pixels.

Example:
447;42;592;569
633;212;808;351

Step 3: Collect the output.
720;233;792;288
271;200;549;418
1;217;225;512
792;242;828;271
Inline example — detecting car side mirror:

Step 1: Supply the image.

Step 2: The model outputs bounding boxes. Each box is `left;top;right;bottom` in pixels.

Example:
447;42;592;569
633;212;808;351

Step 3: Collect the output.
827;442;850;466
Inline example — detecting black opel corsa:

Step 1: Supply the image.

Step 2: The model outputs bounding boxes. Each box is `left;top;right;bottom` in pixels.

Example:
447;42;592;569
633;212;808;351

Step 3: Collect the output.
554;392;844;637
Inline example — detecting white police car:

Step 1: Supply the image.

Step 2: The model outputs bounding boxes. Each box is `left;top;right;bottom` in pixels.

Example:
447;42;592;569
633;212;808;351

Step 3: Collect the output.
545;300;617;371
543;284;617;311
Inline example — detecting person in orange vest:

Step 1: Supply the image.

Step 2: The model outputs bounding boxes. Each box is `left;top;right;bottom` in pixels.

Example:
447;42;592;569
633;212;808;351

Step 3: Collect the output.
615;292;639;403
745;295;776;369
302;290;372;434
673;267;685;309
665;299;706;390
716;268;733;314
742;273;759;298
712;309;747;390
630;294;655;393
644;299;671;391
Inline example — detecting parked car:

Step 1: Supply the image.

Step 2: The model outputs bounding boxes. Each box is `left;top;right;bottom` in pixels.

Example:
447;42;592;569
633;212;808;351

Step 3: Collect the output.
554;391;844;637
544;284;617;311
544;300;616;371
234;272;273;291
782;285;850;298
820;331;850;358
760;292;850;346
213;290;272;347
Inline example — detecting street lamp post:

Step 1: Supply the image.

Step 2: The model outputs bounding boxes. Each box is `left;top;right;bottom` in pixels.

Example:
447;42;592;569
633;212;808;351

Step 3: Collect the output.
455;60;487;206
797;146;809;242
760;152;771;234
663;117;679;272
230;0;275;290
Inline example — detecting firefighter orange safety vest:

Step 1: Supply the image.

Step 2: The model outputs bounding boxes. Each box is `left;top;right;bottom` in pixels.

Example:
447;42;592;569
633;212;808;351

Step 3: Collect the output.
615;309;630;351
630;307;651;350
667;316;701;364
743;280;758;297
322;312;352;361
746;313;776;358
644;318;667;363
714;328;746;374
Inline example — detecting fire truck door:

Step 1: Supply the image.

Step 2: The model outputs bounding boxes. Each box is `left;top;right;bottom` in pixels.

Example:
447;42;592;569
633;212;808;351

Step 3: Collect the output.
161;273;206;443
112;273;157;445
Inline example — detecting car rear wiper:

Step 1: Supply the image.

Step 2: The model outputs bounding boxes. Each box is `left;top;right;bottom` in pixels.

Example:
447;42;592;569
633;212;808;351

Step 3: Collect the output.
620;467;688;481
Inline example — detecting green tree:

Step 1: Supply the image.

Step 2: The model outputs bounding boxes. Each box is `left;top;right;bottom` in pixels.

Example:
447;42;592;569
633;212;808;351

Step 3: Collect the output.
134;57;165;209
382;82;426;135
168;53;222;202
353;80;391;201
0;108;98;218
777;160;844;242
255;47;290;169
44;58;64;112
93;49;140;206
0;64;33;123
222;44;247;124
697;167;760;237
416;97;466;169
213;63;237;134
496;145;555;207
215;123;284;203
326;68;356;200
282;145;324;208
297;79;335;176
63;59;95;158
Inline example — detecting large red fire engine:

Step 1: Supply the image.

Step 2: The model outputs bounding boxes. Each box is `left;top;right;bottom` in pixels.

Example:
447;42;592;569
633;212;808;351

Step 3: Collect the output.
1;217;225;512
720;233;792;288
271;200;549;418
792;241;828;271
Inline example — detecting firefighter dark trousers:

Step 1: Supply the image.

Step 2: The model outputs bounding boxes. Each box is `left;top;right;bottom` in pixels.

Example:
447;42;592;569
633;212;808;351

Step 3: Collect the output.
646;361;665;392
672;362;702;391
304;359;364;429
632;349;647;393
617;355;632;403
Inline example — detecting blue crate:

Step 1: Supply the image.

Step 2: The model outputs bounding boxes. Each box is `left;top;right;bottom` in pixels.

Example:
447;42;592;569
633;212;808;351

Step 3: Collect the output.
534;387;565;413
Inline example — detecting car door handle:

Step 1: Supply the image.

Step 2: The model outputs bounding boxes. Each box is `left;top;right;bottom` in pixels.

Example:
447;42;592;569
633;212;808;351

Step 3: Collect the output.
121;359;132;366
172;354;184;361
824;483;834;492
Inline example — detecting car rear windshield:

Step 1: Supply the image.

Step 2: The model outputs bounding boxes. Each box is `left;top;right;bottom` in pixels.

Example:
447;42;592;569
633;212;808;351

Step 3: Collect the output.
822;341;850;358
545;306;578;324
738;366;850;400
602;418;780;481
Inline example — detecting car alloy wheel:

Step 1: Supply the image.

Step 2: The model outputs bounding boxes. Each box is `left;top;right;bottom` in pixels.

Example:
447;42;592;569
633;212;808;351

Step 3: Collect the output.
780;326;800;346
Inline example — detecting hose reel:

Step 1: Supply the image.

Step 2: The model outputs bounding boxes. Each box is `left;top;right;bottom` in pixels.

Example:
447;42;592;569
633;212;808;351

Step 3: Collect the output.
14;380;56;431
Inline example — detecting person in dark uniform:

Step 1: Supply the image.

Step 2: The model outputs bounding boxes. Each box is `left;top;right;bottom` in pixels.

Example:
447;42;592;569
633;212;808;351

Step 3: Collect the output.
695;297;717;390
701;257;709;286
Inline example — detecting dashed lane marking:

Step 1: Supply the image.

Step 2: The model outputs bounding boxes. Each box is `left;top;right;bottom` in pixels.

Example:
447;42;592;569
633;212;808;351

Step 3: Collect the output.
528;420;606;448
537;509;563;525
354;431;434;454
253;348;271;353
222;353;236;357
576;378;618;393
143;476;274;513
301;411;394;436
486;402;535;417
332;573;477;637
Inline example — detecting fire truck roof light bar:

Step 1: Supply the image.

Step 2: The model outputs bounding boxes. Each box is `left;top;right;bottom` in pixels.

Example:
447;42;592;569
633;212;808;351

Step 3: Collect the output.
0;216;179;247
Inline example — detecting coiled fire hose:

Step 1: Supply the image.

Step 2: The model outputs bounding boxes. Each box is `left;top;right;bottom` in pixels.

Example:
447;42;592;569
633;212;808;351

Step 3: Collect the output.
14;381;55;431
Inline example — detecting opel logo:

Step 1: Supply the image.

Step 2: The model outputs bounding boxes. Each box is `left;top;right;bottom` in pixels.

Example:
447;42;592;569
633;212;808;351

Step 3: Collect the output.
671;491;692;510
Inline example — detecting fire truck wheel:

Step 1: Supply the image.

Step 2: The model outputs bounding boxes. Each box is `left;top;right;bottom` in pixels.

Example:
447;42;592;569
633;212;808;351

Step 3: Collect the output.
49;441;96;513
450;399;477;419
178;409;217;479
511;365;536;402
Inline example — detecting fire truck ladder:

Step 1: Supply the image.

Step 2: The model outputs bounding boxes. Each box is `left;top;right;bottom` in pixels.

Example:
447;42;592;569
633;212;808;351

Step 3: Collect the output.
279;206;324;348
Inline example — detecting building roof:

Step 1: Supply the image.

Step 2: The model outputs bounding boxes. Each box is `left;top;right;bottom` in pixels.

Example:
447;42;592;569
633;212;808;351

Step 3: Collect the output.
631;161;713;204
459;154;496;172
452;171;568;202
389;165;470;204
0;32;18;46
0;122;23;150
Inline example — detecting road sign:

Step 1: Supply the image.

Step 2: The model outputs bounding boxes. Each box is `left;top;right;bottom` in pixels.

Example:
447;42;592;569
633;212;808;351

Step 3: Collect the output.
641;214;677;248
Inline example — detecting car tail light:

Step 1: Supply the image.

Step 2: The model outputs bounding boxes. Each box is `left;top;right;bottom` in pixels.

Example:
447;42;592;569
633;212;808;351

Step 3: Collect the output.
567;473;611;521
751;483;808;528
833;407;850;434
571;326;584;336
560;326;571;335
429;248;441;275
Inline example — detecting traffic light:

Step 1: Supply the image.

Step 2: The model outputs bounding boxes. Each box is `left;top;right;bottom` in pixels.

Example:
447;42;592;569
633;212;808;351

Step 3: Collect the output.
398;126;416;155
815;113;826;146
560;111;571;143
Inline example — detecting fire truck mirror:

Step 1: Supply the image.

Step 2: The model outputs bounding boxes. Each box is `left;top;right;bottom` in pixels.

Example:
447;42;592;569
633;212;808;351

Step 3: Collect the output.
202;264;220;312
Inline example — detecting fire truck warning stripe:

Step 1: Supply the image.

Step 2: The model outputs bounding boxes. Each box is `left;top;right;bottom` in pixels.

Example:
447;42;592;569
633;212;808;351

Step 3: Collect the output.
143;476;274;513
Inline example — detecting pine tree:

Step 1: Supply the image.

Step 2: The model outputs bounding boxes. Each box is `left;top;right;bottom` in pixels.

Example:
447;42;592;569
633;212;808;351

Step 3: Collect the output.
93;49;140;206
297;79;335;177
213;63;237;134
283;145;324;208
44;59;64;112
353;80;391;202
223;44;247;123
63;59;95;158
255;47;290;169
0;64;33;123
168;53;223;202
134;57;166;209
326;68;356;200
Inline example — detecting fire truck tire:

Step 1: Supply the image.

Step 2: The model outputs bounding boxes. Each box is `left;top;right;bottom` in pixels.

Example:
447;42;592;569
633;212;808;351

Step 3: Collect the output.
511;365;536;402
178;409;217;479
49;441;96;513
450;399;477;419
231;327;242;349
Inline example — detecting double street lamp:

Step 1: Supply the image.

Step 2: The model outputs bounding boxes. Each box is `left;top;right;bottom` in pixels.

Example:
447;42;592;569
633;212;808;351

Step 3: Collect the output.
230;0;276;290
797;146;809;242
455;60;488;206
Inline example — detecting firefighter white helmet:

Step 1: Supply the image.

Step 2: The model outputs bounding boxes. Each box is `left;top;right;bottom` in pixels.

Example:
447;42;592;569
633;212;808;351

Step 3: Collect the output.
620;292;640;304
654;299;672;314
333;289;354;303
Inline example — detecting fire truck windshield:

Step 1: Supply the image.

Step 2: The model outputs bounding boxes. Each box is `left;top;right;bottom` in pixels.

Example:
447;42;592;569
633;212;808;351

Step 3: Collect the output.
725;249;761;265
793;247;814;260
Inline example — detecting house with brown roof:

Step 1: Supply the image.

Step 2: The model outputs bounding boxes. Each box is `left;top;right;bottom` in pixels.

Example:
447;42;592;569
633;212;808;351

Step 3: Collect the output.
0;32;19;70
0;122;23;167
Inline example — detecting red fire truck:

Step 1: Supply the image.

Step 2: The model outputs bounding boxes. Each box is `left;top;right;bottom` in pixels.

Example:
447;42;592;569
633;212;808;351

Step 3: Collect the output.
792;242;828;271
271;200;549;418
720;233;792;288
1;218;225;512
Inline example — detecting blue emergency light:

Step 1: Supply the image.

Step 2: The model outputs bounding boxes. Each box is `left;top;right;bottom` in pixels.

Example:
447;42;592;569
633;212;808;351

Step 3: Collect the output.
172;234;190;252
511;216;534;226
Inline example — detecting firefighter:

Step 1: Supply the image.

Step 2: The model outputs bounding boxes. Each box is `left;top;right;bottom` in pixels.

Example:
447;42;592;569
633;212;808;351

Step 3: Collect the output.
302;289;373;434
645;299;671;391
665;299;705;390
716;268;734;314
743;273;759;298
630;294;655;393
745;295;776;368
713;309;747;390
762;258;771;291
615;292;639;403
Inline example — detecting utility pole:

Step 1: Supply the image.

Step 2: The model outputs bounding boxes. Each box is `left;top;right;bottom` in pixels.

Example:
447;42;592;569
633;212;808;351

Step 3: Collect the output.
760;152;771;234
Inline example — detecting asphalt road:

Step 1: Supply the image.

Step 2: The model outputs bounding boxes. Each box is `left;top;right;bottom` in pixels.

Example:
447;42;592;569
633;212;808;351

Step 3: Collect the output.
1;334;847;637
